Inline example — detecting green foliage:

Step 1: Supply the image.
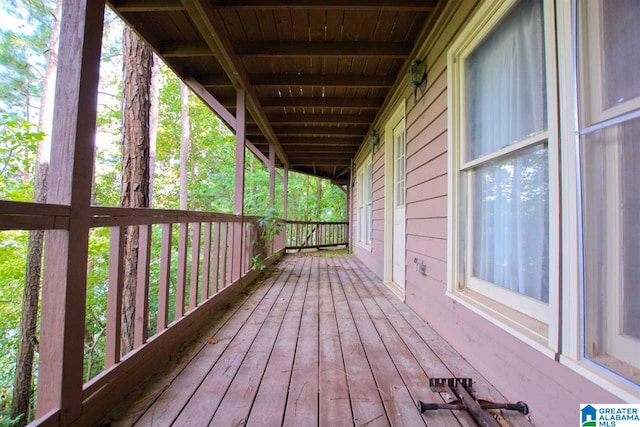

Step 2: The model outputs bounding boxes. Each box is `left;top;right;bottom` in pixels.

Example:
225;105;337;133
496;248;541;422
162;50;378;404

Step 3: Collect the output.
0;113;43;201
0;4;348;421
0;231;29;413
0;0;55;117
251;205;285;271
257;205;284;242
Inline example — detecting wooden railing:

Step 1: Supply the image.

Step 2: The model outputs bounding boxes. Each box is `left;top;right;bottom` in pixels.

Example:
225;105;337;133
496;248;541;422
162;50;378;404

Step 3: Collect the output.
0;202;346;425
0;201;285;425
284;220;349;250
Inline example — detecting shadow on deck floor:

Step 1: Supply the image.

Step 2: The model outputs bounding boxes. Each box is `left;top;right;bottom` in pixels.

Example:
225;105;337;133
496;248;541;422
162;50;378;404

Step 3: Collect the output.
107;251;533;426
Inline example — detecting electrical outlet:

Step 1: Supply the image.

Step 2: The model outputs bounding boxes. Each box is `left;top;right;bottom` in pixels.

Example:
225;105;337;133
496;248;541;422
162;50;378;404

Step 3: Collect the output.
417;260;426;275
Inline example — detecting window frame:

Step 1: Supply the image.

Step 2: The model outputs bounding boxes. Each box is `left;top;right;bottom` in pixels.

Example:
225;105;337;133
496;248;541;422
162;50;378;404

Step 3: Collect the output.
447;0;560;353
356;156;373;248
572;0;640;391
579;0;640;126
554;0;640;401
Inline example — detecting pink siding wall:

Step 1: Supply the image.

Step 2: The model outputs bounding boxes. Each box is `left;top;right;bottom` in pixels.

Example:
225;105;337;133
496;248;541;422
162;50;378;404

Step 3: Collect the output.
351;1;622;426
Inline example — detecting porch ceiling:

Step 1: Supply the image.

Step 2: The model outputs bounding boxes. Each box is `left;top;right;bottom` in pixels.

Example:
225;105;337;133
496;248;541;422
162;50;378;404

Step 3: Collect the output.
108;0;443;180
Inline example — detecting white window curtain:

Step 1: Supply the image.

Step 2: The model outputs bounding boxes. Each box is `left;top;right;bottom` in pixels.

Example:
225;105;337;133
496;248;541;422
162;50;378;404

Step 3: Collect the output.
466;0;549;302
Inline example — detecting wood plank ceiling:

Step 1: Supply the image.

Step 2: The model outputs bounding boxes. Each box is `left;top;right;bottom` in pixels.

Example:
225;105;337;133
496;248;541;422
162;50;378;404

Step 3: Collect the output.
108;0;442;180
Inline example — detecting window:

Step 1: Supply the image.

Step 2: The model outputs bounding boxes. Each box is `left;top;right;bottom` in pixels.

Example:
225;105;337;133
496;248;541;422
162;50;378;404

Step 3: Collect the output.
357;159;373;246
578;0;640;386
448;0;558;342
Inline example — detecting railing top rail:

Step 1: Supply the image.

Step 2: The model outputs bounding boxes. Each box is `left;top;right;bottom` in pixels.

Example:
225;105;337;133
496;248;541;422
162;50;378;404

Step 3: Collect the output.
0;199;262;230
284;220;349;225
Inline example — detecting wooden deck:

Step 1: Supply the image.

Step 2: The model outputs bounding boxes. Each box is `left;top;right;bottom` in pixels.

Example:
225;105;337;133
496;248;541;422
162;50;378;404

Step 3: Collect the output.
109;252;532;427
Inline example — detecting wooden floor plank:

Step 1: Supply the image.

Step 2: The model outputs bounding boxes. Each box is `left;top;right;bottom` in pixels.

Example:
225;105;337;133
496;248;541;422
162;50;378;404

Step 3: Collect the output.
327;256;426;427
349;256;532;427
210;256;308;426
130;268;282;426
327;259;388;426
341;255;475;427
247;255;312;426
112;252;533;427
282;256;320;426
336;256;468;427
170;257;298;425
318;255;353;426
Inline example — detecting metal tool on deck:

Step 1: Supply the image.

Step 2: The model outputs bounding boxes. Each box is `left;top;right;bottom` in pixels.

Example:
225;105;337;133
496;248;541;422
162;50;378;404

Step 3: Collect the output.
417;378;529;427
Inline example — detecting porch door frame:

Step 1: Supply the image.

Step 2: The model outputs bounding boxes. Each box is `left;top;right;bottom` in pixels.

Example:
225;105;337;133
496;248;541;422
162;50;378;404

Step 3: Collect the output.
384;100;406;299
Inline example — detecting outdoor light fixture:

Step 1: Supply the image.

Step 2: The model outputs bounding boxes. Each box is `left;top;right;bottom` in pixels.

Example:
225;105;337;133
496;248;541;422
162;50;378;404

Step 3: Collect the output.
368;129;380;153
408;58;427;101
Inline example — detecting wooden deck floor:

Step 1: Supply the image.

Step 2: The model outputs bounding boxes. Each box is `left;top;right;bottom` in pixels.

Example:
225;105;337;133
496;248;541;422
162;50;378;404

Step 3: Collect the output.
110;252;532;427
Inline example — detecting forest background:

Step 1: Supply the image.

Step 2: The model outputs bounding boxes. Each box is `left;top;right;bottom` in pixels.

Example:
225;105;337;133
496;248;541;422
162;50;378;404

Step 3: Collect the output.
0;1;346;423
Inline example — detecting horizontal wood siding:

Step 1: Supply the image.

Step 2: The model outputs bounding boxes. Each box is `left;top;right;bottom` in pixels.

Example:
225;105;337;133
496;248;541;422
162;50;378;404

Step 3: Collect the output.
350;0;623;426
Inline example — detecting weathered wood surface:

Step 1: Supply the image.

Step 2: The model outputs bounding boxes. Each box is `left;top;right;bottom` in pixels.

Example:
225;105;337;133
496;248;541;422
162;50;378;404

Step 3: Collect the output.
110;252;533;426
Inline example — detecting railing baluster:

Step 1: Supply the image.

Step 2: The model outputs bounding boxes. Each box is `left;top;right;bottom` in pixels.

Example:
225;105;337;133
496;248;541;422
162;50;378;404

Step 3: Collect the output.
158;223;172;330
231;222;241;282
134;224;152;348
106;226;125;367
245;223;251;274
175;223;188;318
202;222;212;301
212;222;221;293
190;222;201;310
220;222;228;287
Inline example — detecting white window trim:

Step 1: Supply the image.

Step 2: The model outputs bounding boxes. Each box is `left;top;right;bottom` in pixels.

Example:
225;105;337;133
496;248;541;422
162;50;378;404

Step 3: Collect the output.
356;156;373;250
579;0;640;126
383;100;406;291
447;0;560;355
558;0;640;400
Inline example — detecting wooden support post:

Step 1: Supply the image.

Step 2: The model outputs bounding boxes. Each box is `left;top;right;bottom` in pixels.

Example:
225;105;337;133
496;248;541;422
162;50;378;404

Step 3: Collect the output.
283;166;289;220
268;141;275;206
234;89;245;284
37;0;104;421
234;89;245;216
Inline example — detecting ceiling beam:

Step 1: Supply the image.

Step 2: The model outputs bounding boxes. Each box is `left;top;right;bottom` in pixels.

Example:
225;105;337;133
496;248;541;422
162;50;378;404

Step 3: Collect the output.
263;113;375;125
288;157;353;163
161;41;212;57
255;136;362;146
277;147;359;154
234;41;412;58
291;161;352;166
193;74;234;88
209;0;436;11
249;74;395;88
280;137;362;145
248;126;367;137
113;0;185;12
260;96;384;109
181;0;289;167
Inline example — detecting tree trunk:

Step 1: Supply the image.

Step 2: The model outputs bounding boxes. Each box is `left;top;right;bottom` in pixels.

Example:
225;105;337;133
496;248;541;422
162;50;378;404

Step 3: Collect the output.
120;27;152;354
148;55;160;207
179;81;190;210
11;1;61;423
316;178;322;220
